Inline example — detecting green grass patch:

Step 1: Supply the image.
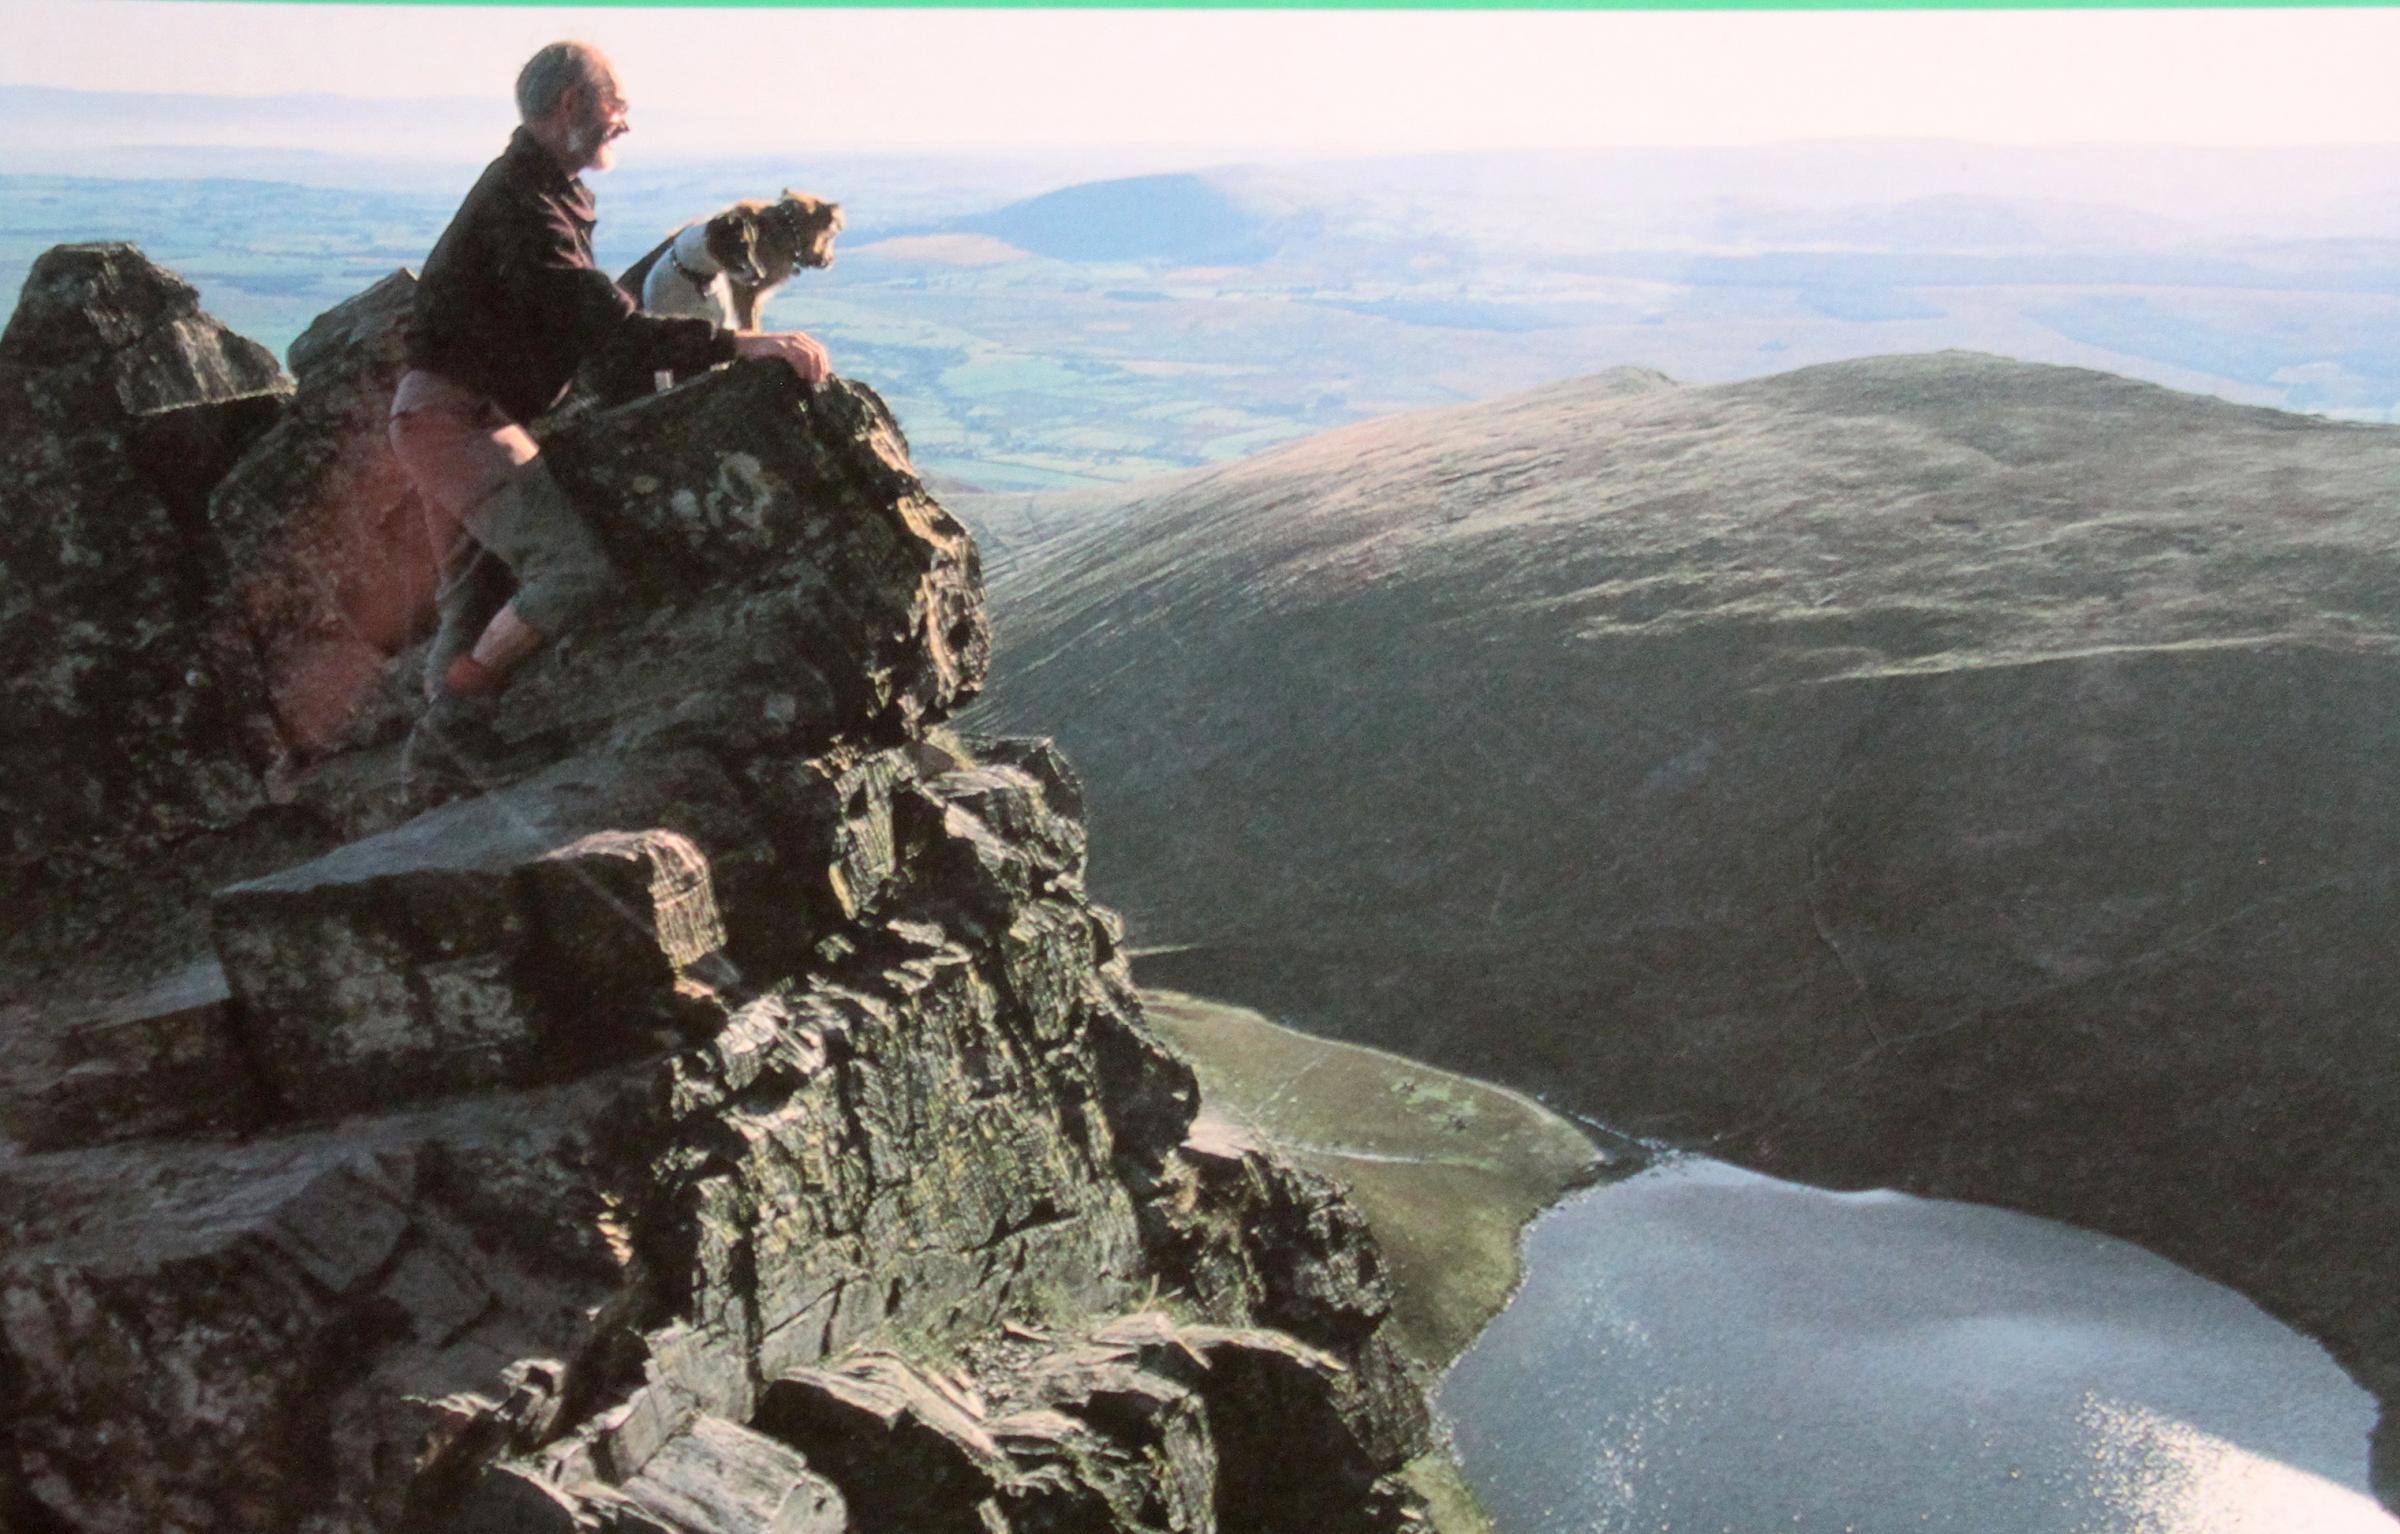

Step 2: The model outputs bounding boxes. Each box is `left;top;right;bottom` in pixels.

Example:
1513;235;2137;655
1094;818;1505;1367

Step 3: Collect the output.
1143;990;1625;1534
1400;1451;1498;1534
1141;988;1615;1370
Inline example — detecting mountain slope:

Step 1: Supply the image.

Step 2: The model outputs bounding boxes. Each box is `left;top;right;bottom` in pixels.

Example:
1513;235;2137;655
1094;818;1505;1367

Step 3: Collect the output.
967;351;2400;1487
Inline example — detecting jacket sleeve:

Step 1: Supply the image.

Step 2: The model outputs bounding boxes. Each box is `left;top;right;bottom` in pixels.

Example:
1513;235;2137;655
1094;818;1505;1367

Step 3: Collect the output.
517;199;742;376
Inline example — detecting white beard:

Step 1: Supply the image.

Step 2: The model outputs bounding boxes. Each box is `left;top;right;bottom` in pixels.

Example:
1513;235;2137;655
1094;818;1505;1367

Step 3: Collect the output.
567;122;618;171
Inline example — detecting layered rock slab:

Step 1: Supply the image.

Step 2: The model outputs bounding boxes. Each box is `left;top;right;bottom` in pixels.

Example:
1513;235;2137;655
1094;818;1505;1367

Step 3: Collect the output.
0;958;252;1152
452;1416;847;1534
6;725;1429;1534
0;1076;634;1534
212;750;761;1118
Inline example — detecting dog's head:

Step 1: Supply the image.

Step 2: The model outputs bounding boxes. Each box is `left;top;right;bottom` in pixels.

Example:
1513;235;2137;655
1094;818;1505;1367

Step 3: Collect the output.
701;208;770;288
768;190;845;270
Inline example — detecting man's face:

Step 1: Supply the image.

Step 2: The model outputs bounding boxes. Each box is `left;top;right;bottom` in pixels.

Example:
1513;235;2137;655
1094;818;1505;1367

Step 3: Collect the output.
561;69;630;174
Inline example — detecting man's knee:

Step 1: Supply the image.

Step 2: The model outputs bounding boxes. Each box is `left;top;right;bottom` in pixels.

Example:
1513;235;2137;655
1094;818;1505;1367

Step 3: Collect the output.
464;458;620;636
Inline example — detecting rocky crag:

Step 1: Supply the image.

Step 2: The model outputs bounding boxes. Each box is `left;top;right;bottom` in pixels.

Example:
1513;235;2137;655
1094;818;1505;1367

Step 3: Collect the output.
966;358;2400;1500
0;245;1434;1534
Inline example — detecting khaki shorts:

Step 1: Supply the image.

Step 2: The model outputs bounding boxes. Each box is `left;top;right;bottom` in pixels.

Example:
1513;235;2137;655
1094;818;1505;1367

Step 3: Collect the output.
387;369;540;525
387;369;616;691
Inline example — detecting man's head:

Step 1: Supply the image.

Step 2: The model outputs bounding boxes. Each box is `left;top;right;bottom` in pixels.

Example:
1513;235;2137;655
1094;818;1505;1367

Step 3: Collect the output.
517;41;628;175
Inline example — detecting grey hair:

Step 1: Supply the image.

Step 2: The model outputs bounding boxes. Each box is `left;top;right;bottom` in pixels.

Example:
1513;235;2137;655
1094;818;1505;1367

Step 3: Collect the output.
515;41;610;123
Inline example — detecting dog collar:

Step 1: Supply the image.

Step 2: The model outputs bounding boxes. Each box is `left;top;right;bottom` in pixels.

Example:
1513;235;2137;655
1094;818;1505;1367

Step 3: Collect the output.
667;244;716;291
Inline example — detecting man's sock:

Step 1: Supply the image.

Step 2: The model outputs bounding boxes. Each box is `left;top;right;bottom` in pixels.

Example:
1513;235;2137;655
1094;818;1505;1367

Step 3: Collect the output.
443;652;508;697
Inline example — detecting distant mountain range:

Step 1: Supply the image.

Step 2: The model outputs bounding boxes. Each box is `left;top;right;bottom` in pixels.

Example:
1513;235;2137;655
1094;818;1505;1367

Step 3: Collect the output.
11;85;2399;237
6;85;2395;485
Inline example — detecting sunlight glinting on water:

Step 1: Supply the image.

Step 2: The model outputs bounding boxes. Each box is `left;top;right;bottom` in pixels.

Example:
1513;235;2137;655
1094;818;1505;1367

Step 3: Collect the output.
1439;1158;2390;1534
2071;1398;2395;1534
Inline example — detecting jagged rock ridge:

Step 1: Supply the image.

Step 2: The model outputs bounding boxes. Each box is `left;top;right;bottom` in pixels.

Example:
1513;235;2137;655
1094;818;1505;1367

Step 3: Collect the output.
967;353;2400;1499
0;245;1434;1534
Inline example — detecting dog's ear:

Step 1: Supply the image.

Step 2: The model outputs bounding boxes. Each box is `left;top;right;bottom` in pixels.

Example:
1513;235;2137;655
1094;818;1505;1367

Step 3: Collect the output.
701;210;740;263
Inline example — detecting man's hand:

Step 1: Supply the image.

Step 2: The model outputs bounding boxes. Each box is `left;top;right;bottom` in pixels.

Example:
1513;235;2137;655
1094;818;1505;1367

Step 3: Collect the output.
734;330;833;385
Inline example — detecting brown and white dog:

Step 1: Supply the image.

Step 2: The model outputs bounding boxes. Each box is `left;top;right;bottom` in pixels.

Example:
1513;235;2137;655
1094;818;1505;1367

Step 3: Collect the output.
617;189;843;330
617;206;767;329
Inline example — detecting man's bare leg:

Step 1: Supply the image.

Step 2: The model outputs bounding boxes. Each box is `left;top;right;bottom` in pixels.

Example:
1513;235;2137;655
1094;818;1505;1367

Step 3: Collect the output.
448;455;616;694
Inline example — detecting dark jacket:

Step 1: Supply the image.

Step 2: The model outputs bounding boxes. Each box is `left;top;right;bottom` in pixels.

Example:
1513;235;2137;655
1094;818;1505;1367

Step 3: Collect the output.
405;126;738;424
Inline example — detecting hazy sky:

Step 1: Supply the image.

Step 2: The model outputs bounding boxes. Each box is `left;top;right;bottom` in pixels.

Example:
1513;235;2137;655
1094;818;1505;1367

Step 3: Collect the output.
8;1;2400;155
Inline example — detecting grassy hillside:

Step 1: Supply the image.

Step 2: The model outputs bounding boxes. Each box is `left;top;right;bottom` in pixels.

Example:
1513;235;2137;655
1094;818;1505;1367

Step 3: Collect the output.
972;355;2400;1463
1141;988;1614;1368
1144;987;1621;1534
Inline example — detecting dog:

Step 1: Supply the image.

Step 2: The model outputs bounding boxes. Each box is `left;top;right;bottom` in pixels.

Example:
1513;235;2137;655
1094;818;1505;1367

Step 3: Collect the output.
617;189;843;330
593;191;843;404
617;206;769;329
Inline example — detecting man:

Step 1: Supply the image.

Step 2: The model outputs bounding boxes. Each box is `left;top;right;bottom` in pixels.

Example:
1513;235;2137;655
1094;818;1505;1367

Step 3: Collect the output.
388;40;828;787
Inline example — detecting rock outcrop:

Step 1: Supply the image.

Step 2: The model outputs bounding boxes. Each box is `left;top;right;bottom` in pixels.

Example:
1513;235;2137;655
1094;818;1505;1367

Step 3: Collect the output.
967;354;2400;1497
0;243;289;884
0;248;1432;1534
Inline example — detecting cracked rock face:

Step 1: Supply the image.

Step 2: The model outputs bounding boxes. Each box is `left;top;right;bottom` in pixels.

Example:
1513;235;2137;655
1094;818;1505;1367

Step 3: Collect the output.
967;352;2400;1496
0;246;1430;1534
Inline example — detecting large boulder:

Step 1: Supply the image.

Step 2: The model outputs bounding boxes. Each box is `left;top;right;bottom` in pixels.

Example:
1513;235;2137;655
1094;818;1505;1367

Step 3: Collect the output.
511;362;989;760
0;243;988;901
207;270;439;759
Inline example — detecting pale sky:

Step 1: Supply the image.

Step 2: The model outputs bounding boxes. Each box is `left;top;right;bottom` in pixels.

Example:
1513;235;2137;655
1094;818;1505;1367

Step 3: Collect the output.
6;0;2399;154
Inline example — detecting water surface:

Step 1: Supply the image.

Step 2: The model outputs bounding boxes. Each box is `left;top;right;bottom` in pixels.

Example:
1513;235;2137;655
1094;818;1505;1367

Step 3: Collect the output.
1441;1157;2393;1534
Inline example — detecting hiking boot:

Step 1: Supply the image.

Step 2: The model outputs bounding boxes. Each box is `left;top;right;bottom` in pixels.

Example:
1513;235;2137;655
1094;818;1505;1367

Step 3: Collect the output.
399;691;511;812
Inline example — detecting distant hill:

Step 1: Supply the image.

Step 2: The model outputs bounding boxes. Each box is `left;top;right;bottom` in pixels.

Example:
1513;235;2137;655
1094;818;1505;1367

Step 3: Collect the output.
938;172;1301;266
968;352;2400;1464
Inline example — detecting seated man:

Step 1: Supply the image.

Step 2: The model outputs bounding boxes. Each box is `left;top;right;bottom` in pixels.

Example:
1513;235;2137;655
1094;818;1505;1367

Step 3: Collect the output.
388;39;828;789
